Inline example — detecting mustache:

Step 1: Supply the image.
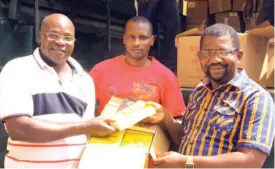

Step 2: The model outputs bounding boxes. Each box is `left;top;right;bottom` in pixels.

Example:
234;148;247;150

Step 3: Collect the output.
207;63;228;70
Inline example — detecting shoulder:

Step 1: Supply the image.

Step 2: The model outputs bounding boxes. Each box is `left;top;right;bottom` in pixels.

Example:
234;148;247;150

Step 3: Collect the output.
91;56;121;72
245;79;273;102
151;58;178;81
0;55;34;75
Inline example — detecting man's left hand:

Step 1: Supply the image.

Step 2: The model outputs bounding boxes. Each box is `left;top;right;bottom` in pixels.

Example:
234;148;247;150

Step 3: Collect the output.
153;151;186;168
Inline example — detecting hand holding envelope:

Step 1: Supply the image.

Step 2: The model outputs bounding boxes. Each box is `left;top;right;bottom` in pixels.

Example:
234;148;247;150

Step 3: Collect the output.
140;101;165;124
100;97;165;130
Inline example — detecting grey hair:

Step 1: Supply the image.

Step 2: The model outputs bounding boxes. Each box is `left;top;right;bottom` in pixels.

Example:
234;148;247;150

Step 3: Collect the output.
200;23;240;50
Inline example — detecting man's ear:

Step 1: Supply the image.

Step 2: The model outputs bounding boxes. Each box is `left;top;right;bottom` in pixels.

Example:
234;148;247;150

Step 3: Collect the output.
150;35;155;46
37;31;41;45
237;50;243;63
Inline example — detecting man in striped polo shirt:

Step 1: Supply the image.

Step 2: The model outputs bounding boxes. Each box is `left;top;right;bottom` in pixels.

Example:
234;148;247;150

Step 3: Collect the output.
152;24;274;168
0;13;116;168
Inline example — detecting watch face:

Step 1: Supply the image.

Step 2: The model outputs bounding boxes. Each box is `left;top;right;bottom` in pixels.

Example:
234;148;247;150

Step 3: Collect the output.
185;164;194;168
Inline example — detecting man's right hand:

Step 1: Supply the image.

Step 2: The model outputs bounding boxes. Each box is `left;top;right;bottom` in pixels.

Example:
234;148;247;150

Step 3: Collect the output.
82;118;116;137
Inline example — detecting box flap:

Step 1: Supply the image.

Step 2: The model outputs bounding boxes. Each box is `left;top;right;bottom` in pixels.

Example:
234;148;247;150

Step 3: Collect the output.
175;21;205;48
246;21;274;38
176;23;204;38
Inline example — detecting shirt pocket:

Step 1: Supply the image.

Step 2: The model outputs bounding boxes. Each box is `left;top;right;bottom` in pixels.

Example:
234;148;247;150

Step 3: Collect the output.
208;105;238;132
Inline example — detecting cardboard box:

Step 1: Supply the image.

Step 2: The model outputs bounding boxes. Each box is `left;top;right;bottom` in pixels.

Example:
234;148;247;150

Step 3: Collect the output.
187;1;208;25
78;124;170;169
186;24;207;31
176;27;205;87
208;0;231;14
215;12;241;32
232;0;246;11
266;38;274;88
176;23;274;88
78;97;171;169
238;23;274;87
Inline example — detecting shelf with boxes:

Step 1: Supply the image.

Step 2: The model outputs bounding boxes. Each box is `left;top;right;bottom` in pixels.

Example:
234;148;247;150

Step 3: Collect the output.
182;0;263;32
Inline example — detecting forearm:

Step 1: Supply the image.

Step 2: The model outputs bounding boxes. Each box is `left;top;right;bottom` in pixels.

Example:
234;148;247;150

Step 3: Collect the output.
5;116;87;142
162;111;184;145
193;151;265;168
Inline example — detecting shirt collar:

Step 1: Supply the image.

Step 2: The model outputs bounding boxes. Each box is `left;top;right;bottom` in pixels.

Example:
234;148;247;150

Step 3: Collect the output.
33;48;85;75
200;68;250;90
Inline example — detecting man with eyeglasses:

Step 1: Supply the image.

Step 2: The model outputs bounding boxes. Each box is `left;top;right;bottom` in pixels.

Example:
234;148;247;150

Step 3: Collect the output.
0;13;116;168
90;16;186;122
152;23;274;168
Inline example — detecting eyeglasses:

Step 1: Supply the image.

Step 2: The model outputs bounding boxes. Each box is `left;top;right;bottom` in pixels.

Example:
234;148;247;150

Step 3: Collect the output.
199;49;239;59
45;32;76;43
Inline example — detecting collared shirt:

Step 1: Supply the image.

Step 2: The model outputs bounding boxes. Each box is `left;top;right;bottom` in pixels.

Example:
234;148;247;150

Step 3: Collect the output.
179;69;274;156
0;48;95;168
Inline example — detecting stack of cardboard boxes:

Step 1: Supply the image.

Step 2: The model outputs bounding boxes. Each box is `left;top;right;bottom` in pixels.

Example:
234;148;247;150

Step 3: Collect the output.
185;0;208;30
184;0;263;32
210;0;242;32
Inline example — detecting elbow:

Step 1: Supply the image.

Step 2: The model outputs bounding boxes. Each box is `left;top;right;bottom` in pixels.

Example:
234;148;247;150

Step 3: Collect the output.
7;129;26;141
240;148;267;168
4;116;31;142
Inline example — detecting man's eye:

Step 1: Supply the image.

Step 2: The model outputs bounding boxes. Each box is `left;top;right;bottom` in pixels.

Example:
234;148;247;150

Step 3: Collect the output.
140;36;147;40
48;33;59;39
64;37;74;41
219;51;230;56
128;35;135;39
201;51;210;56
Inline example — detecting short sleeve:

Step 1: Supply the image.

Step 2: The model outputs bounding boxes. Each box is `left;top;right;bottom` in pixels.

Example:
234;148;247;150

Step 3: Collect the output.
238;93;275;155
162;73;186;117
0;60;33;121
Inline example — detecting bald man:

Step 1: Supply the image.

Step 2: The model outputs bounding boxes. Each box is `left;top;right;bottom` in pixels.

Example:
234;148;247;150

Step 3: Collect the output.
0;13;115;168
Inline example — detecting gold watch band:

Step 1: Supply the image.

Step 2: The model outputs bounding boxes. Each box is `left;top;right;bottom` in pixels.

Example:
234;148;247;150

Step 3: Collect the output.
185;156;194;168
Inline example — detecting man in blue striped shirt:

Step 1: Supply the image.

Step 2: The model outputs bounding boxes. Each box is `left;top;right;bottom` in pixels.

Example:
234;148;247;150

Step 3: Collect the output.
152;23;274;168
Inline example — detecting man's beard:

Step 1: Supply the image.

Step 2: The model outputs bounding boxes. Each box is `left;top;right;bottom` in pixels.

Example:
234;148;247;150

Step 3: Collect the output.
206;63;229;84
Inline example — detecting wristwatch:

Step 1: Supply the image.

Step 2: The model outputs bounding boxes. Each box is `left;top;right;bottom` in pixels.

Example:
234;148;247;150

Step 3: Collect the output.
185;156;194;168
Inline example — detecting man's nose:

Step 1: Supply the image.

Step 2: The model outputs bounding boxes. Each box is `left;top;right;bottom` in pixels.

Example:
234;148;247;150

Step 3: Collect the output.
209;52;223;63
134;38;141;46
